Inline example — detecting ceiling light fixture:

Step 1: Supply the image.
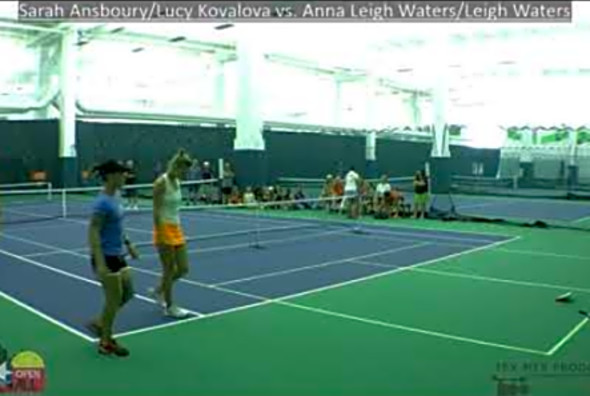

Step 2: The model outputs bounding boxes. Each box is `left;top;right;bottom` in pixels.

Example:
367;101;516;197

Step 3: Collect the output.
215;23;234;30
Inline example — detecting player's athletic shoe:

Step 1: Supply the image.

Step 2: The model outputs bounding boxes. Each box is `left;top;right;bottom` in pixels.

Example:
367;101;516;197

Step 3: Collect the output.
165;305;190;318
98;339;130;357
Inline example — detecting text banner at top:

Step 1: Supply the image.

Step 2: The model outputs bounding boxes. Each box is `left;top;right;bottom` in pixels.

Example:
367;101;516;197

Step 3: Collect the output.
17;1;573;23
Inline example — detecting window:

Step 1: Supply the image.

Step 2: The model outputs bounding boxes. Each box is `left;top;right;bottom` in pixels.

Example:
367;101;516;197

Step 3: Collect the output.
78;39;215;114
0;36;39;99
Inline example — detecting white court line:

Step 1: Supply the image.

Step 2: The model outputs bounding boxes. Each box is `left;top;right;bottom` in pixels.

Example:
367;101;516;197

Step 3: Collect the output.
116;299;274;339
60;216;152;236
2;228;372;311
0;244;190;311
19;225;525;262
450;192;590;206
19;227;350;260
0;289;94;343
118;247;546;356
272;236;520;302
122;276;547;355
278;301;548;356
456;202;511;210
258;211;518;239
214;242;429;287
116;236;522;342
4;222;532;353
2;209;56;224
181;208;294;227
1;222;83;233
495;248;590;261
353;231;590;261
181;208;340;235
193;206;518;240
358;233;589;260
354;231;477;248
352;259;590;356
3;207;153;235
0;233;91;258
0;240;203;322
133;221;340;249
178;228;351;256
334;224;511;245
352;262;590;295
546;318;590;356
22;250;66;259
98;227;350;257
0;237;274;341
2;204;513;260
573;215;590;224
129;219;492;258
8;203;323;236
353;260;401;269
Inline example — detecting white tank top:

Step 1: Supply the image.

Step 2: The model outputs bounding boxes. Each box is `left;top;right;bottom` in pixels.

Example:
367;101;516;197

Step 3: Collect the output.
160;173;182;224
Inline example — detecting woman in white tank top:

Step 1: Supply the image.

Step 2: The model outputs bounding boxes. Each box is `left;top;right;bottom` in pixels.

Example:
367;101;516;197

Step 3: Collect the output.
150;149;194;318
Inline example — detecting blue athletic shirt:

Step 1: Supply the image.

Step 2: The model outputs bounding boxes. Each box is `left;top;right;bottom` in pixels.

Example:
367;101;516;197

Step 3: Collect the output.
92;192;125;256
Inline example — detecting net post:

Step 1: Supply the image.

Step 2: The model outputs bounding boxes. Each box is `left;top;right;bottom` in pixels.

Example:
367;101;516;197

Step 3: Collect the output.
61;189;67;218
48;182;53;201
352;193;363;234
512;175;518;190
218;158;224;179
352;190;368;235
252;200;265;249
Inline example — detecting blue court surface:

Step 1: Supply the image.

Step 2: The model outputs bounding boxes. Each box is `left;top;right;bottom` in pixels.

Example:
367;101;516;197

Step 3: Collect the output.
0;209;512;340
433;193;590;223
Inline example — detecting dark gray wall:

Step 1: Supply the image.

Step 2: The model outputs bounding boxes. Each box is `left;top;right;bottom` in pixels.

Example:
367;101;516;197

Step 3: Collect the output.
76;122;235;183
449;145;501;177
1;121;501;186
377;139;431;177
0;120;59;184
265;132;365;182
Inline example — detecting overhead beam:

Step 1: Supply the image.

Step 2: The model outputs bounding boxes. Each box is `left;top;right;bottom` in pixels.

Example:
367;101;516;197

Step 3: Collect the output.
0;19;65;34
81;29;235;54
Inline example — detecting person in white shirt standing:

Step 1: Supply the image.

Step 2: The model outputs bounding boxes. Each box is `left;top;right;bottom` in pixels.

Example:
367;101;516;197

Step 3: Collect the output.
343;166;361;219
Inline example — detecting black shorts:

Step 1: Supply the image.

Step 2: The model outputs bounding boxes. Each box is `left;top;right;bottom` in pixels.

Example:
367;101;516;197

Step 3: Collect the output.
91;255;128;274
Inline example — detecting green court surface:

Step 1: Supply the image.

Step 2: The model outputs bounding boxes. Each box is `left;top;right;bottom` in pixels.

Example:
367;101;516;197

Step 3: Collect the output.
2;214;590;396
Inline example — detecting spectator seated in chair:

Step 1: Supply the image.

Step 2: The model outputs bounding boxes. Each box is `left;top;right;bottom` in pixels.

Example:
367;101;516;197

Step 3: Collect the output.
281;188;294;209
373;175;392;219
320;174;335;211
294;185;311;210
229;186;242;205
243;187;257;206
389;187;405;218
357;178;373;216
331;175;345;212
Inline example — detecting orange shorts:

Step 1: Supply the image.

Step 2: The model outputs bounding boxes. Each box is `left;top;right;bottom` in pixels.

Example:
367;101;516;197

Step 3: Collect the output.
153;223;186;247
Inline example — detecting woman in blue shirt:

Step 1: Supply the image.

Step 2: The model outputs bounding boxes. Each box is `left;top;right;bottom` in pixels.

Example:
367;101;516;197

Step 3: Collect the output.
87;160;139;357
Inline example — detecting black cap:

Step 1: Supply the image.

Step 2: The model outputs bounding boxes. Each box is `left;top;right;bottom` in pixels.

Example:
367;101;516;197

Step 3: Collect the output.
93;160;131;176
